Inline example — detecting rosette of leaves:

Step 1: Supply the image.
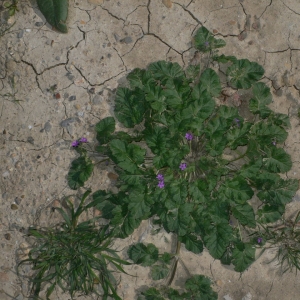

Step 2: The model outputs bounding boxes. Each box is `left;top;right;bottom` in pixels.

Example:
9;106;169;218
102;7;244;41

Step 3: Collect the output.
18;190;130;300
68;26;298;273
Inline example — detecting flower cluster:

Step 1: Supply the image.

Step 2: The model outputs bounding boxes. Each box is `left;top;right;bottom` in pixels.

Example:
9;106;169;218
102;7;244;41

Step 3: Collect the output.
157;174;164;188
185;132;193;141
179;163;187;171
71;137;88;147
233;118;240;127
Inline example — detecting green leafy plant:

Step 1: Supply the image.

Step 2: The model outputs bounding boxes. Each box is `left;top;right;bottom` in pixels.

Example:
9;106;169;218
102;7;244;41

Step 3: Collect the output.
3;0;18;17
66;26;298;297
37;0;69;33
18;190;130;300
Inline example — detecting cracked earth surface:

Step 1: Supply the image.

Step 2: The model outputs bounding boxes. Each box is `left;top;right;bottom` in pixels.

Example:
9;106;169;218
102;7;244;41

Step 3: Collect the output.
1;0;300;299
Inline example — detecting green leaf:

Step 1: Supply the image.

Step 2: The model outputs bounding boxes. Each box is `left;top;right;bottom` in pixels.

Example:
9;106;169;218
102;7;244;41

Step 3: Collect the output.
67;156;94;190
231;203;256;228
148;61;185;84
180;234;203;254
145;83;167;113
160;252;172;264
144;126;169;155
185;275;218;299
249;82;272;117
37;0;68;33
163;78;191;108
127;243;159;266
95;117;115;144
257;204;284;223
128;190;153;219
193;26;226;53
185;64;200;79
115;87;147;128
250;121;288;144
109;139;145;173
141;288;165;300
151;264;169;280
189;180;211;203
204;222;232;259
227;122;252;149
198;68;222;97
269;113;291;128
127;68;155;91
227;59;264;89
183;90;215;130
239;159;262;180
232;242;255;272
220;176;254;204
257;177;298;206
213;54;237;63
262;147;292;173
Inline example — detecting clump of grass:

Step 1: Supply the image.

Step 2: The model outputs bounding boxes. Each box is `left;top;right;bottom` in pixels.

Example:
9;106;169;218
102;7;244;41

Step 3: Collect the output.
18;190;129;300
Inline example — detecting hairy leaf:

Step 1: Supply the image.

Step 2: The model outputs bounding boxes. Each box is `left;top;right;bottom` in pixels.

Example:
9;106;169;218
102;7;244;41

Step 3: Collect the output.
95;117;115;144
232;242;255;272
67;156;94;190
127;68;155;91
257;204;284;223
262;147;292;173
249;82;272;117
198;68;222;97
109;139;145;173
151;264;169;280
185;275;218;299
37;0;69;33
204;222;232;259
115;87;147;127
193;26;226;53
128;243;159;266
231;203;256;228
148;61;185;84
227;59;264;89
180;234;203;254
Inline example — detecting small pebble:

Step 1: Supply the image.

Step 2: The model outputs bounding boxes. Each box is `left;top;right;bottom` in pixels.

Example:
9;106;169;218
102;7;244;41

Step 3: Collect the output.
64;92;69;99
55;56;60;61
55;93;61;99
69;95;76;101
15;197;22;205
2;171;9;177
122;36;133;44
86;104;91;111
35;22;43;27
4;233;11;240
17;30;24;38
44;121;52;132
11;204;18;210
27;137;34;144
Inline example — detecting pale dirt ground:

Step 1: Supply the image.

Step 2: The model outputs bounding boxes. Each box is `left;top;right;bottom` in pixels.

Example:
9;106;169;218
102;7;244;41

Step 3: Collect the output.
1;0;300;299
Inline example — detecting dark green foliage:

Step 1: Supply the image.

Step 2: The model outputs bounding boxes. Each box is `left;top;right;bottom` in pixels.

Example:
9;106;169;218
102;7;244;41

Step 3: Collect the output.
37;0;68;33
139;275;218;300
66;26;297;291
18;191;130;300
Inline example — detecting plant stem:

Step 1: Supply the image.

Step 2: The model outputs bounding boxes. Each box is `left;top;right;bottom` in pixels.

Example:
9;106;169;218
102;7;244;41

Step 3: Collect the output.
166;236;181;286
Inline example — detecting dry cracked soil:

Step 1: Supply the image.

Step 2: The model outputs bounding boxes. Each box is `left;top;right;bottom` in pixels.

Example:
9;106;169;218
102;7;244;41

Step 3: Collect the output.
1;0;300;299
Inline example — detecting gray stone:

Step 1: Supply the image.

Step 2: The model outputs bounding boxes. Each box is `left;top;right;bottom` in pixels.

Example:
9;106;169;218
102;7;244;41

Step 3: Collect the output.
44;121;52;132
122;36;133;44
60;118;76;128
35;22;43;27
17;30;24;38
69;95;76;101
27;137;34;144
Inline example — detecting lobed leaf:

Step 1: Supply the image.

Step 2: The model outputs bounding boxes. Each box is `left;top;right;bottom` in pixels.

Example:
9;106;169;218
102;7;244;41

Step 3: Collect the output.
127;243;159;266
226;59;264;89
95;117;115;144
231;203;256;228
179;234;204;254
232;242;255;272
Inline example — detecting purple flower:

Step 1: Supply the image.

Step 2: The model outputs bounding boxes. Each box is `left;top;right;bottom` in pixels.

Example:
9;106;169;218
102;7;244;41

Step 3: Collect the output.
156;174;164;181
234;118;240;127
157;181;165;188
272;141;276;146
204;41;209;47
80;137;88;143
179;163;187;171
257;237;263;244
71;140;80;147
185;132;193;141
